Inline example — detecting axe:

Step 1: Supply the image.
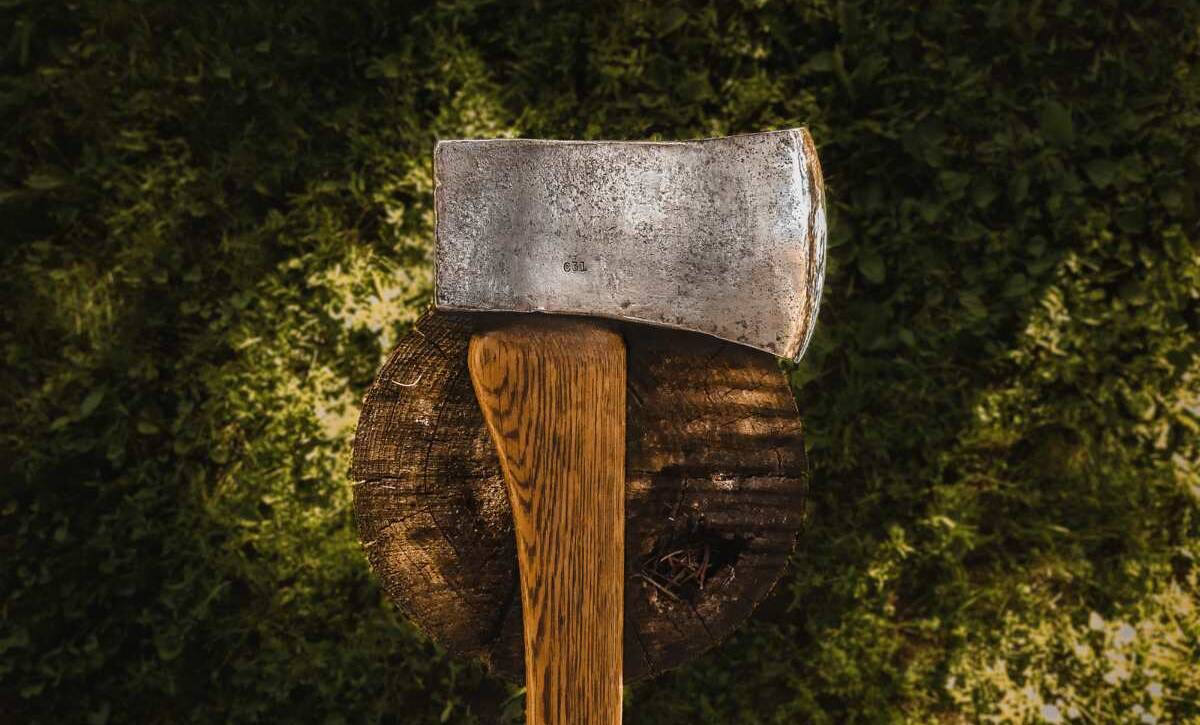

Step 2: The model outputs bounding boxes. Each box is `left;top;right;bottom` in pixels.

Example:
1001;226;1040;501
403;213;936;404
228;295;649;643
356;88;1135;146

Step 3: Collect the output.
432;129;825;723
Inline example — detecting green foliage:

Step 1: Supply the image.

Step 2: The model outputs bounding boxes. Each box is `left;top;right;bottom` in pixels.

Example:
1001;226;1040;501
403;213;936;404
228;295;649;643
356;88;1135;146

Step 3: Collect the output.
2;0;1197;722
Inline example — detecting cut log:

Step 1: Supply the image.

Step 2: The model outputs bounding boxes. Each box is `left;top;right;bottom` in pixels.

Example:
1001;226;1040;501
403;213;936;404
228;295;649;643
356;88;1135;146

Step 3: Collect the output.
351;311;807;683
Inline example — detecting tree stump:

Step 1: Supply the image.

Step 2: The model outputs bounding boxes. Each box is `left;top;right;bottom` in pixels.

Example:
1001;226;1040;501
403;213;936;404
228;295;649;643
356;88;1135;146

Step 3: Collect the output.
351;311;808;683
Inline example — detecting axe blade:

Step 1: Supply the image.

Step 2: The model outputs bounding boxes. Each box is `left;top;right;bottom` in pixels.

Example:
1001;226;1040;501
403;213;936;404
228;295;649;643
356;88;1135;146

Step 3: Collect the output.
433;128;826;361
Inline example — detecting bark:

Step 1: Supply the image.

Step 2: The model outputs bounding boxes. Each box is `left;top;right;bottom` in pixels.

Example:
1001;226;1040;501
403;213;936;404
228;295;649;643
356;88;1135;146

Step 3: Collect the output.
351;311;808;683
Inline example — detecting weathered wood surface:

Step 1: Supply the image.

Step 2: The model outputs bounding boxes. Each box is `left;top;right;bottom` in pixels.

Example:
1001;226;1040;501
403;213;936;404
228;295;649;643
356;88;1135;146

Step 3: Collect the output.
351;310;808;683
469;319;626;724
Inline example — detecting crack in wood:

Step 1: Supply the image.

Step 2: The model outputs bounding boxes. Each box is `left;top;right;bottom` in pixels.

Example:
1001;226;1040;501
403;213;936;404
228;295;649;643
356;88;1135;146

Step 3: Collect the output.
351;310;809;684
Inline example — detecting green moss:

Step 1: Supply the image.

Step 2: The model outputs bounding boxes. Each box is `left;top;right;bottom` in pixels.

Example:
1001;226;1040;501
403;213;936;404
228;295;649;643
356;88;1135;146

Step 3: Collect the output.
2;1;1197;722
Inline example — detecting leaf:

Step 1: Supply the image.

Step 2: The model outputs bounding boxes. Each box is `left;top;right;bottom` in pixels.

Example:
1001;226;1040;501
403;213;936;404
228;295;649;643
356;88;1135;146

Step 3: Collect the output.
801;52;834;73
656;7;688;36
153;632;183;661
86;702;111;725
1009;171;1030;204
1083;159;1117;189
959;290;988;320
938;170;971;196
1119;388;1157;421
972;177;999;208
904;117;947;164
858;250;886;284
850;53;888;87
79;388;105;419
1117;208;1145;233
24;169;69;191
1039;100;1074;146
1002;273;1029;299
790;363;820;388
0;628;29;654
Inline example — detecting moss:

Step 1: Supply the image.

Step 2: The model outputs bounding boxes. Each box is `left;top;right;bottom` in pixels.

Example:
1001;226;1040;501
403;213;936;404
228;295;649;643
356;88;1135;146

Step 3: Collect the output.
2;1;1197;722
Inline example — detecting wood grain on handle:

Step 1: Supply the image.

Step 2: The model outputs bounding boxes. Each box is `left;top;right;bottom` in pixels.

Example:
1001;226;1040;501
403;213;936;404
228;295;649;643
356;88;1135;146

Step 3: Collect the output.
468;318;625;725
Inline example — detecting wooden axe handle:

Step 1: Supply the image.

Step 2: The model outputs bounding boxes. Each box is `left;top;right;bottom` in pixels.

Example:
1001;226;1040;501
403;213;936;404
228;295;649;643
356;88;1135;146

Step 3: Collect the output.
468;318;625;724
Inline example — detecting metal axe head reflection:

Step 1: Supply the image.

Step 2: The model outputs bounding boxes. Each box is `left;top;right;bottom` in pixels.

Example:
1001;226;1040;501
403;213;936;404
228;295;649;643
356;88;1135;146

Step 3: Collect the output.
433;128;826;361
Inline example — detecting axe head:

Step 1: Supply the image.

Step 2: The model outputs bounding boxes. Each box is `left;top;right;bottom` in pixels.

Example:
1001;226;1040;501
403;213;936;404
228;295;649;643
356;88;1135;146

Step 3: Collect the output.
433;128;826;361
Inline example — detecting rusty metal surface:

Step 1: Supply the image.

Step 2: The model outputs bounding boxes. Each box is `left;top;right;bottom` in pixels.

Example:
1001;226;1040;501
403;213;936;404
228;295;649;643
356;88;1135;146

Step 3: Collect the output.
433;128;826;361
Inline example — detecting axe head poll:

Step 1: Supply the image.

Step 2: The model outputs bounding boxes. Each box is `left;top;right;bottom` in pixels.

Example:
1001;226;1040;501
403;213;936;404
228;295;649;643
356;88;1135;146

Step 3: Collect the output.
433;128;826;362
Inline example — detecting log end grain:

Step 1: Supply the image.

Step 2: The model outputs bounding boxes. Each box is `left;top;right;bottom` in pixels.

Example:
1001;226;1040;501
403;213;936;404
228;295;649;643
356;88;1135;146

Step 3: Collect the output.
351;311;808;683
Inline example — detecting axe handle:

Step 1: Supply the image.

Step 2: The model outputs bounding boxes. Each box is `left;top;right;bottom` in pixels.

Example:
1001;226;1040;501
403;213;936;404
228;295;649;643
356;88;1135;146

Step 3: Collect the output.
469;318;625;725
